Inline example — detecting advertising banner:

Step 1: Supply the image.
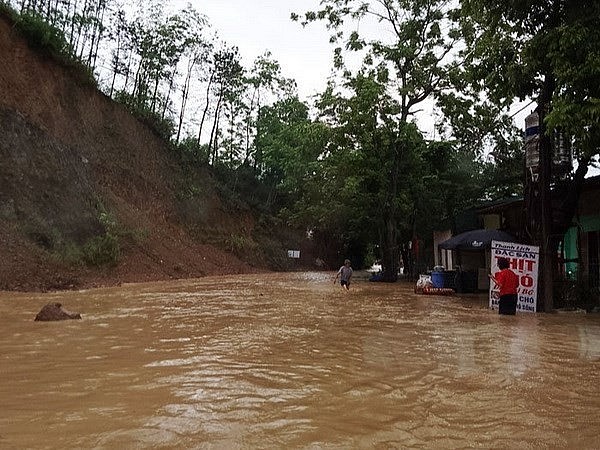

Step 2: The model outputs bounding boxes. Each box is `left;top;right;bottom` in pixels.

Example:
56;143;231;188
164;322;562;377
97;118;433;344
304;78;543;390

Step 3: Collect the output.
489;240;539;313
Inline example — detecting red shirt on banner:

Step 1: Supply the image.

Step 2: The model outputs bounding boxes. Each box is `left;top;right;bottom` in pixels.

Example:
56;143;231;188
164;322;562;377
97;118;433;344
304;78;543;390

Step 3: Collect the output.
494;269;519;296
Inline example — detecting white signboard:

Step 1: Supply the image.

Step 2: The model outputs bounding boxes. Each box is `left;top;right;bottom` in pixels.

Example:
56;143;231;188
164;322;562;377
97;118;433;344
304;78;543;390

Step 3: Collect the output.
489;240;539;313
287;250;300;259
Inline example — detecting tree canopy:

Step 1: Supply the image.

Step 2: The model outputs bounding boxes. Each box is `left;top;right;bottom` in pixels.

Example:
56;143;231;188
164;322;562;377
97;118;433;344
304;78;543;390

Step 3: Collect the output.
3;0;598;292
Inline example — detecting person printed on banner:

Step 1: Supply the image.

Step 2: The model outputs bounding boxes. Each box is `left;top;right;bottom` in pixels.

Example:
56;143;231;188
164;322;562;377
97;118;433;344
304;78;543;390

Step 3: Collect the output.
334;259;353;290
489;257;519;315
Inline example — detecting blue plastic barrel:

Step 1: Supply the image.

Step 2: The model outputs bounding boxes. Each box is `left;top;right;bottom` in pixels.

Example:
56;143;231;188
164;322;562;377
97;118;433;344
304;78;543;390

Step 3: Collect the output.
431;271;445;288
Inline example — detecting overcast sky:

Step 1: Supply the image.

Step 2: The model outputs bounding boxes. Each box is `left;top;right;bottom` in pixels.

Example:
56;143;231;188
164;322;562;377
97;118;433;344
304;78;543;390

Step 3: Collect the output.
171;0;334;101
166;1;583;151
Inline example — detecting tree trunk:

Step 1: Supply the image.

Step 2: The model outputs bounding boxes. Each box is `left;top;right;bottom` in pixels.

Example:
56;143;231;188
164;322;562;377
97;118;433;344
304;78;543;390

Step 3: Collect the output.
209;91;223;165
176;58;195;144
109;34;122;97
197;72;214;147
162;74;175;120
381;216;399;282
381;136;401;282
246;86;257;164
536;73;555;312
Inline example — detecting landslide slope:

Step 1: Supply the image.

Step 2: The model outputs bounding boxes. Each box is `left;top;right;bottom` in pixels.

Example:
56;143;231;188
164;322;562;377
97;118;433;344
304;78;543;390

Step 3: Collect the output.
0;13;276;291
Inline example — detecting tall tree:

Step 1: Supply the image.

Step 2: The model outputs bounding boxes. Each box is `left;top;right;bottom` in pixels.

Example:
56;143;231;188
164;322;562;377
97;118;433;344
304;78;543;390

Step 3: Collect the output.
244;52;296;170
205;46;244;165
294;0;459;279
457;0;600;310
174;6;210;144
257;96;328;211
124;3;188;114
107;8;130;97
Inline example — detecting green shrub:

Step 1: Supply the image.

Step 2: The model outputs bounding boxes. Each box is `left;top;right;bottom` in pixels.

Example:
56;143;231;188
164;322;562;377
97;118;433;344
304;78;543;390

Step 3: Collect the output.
175;137;210;165
6;9;95;86
15;12;70;55
0;2;18;20
82;233;120;267
113;90;176;141
225;234;258;254
55;242;84;266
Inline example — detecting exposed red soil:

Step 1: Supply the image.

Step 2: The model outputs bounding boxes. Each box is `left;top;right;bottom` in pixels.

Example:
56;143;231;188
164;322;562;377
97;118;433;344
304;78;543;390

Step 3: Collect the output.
0;13;269;292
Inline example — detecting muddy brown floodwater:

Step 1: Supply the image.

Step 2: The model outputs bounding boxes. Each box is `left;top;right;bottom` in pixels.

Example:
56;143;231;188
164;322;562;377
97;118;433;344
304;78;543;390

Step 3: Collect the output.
1;272;599;449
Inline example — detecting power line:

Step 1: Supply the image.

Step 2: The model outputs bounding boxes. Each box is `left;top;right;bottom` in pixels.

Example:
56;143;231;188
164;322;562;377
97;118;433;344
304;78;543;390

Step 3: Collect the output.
509;100;535;119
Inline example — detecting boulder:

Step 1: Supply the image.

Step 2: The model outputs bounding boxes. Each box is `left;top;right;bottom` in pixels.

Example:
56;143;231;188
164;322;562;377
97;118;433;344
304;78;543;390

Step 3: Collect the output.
34;302;81;321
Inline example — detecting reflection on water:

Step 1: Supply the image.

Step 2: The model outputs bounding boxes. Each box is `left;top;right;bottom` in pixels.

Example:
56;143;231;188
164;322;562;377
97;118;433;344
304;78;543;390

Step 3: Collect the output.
1;272;599;449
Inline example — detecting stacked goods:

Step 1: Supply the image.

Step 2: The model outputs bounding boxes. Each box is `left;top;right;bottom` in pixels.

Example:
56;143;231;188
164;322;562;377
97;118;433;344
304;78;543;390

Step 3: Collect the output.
414;274;433;293
422;287;455;296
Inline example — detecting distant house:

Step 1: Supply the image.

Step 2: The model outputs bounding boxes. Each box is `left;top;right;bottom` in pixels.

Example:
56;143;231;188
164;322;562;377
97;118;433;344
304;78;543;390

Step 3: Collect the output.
434;200;521;291
562;176;600;289
434;175;600;297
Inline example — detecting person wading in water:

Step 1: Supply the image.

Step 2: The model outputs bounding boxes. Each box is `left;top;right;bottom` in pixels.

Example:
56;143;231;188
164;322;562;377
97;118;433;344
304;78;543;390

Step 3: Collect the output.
489;257;519;315
334;259;353;290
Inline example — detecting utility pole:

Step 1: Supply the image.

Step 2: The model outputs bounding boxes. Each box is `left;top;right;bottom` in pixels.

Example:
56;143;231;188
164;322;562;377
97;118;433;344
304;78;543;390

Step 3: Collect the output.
524;104;554;312
538;105;554;312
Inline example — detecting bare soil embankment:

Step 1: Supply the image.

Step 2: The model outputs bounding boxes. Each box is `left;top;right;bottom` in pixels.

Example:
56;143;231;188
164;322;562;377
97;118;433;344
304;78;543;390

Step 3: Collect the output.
0;13;288;291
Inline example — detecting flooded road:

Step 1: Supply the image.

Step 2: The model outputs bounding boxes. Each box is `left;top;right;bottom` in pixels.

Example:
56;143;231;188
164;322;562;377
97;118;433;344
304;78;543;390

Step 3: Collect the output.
1;272;599;449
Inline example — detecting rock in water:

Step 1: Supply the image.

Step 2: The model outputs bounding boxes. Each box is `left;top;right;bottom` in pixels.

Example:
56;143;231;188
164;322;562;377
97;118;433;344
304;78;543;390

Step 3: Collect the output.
35;303;82;321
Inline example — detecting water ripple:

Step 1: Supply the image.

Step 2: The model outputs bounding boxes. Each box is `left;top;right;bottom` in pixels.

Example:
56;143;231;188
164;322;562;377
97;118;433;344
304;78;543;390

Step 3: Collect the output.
1;273;599;448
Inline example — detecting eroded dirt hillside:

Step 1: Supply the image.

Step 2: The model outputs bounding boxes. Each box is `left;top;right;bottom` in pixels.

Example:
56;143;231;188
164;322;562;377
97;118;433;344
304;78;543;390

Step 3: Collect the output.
0;13;270;291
